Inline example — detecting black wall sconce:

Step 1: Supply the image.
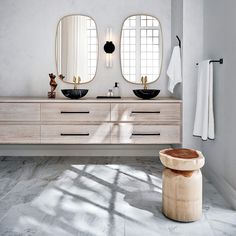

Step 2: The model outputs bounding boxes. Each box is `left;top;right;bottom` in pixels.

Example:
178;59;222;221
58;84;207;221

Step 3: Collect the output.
104;41;115;54
104;28;115;67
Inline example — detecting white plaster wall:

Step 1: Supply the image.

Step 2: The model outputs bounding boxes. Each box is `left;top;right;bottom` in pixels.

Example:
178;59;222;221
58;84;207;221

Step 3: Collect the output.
181;0;203;149
171;0;203;149
171;0;183;99
202;0;236;209
0;0;171;98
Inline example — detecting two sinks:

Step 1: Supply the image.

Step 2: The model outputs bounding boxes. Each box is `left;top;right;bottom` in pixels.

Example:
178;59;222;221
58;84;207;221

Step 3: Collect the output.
61;89;160;100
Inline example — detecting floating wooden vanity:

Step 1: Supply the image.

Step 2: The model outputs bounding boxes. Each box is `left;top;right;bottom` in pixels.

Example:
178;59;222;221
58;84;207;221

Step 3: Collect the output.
0;97;182;144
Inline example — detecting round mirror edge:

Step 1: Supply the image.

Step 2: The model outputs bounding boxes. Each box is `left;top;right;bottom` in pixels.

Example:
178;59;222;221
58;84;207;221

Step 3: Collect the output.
119;14;163;85
55;14;99;85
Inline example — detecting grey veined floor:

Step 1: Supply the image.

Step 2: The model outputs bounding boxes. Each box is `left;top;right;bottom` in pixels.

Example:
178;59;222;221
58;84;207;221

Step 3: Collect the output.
0;156;235;236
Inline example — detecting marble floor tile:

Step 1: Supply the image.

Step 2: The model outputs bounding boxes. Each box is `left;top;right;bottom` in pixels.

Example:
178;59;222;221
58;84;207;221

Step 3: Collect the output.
0;156;235;236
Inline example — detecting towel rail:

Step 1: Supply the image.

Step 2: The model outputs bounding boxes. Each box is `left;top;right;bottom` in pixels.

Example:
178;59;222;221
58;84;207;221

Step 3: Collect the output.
196;58;223;65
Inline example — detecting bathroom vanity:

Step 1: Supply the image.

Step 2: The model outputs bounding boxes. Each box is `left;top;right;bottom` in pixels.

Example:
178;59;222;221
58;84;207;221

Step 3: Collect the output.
0;97;181;144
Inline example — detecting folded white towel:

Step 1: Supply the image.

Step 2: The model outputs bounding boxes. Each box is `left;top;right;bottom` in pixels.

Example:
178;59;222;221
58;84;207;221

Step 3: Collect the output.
193;60;215;140
167;46;182;93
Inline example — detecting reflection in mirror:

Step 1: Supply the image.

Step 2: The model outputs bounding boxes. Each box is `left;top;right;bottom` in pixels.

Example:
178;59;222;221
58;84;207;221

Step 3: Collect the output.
121;15;162;84
56;15;98;84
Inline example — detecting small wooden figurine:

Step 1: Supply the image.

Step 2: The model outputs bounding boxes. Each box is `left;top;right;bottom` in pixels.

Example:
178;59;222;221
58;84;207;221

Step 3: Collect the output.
48;73;57;98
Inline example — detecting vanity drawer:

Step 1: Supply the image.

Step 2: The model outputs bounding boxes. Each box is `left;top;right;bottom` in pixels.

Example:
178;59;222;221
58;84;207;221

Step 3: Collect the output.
0;125;40;143
41;103;110;122
111;103;181;123
41;124;111;144
111;124;181;144
0;103;40;121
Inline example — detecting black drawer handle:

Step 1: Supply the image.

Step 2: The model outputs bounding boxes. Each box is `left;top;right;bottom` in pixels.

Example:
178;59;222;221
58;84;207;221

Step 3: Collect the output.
61;111;90;114
132;133;161;136
131;111;160;114
60;133;89;136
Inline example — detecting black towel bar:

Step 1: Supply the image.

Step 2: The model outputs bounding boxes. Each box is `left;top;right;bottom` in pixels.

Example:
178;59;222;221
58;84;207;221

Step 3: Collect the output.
196;58;223;65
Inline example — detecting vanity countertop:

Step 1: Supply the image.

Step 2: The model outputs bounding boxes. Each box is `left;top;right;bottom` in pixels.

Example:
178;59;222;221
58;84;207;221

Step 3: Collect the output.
0;97;182;103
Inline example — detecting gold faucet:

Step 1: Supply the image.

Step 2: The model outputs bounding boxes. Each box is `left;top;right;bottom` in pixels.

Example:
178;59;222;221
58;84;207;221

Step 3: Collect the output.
73;76;81;90
141;76;148;90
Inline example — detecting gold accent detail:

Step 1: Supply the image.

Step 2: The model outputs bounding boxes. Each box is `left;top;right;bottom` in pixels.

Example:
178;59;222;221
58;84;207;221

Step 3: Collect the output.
141;76;148;90
73;76;81;90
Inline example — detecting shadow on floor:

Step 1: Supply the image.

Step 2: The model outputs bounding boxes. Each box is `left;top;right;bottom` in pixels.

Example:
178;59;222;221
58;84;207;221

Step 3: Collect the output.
124;190;163;216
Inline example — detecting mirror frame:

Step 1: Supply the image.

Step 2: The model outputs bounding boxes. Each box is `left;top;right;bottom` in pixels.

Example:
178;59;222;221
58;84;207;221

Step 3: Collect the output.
55;14;99;84
120;14;163;85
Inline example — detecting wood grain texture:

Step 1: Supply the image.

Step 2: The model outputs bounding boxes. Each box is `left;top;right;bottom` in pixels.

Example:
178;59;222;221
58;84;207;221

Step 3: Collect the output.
0;103;40;121
111;124;181;144
164;148;199;159
111;103;181;123
162;168;202;222
41;103;110;122
0;98;182;145
0;125;40;144
159;149;205;171
41;124;111;144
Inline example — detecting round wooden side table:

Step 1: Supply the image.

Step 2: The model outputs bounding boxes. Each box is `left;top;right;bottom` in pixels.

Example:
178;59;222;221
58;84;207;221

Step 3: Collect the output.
159;148;205;222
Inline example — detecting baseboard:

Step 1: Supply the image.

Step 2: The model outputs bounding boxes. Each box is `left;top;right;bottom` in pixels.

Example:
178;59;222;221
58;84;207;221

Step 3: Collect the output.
203;166;236;210
0;144;170;157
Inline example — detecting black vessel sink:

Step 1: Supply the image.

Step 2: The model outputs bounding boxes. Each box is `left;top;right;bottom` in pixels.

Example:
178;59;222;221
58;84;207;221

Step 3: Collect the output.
133;89;160;99
61;89;88;99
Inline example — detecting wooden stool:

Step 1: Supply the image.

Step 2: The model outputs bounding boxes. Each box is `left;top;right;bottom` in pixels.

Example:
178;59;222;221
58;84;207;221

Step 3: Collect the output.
159;148;205;222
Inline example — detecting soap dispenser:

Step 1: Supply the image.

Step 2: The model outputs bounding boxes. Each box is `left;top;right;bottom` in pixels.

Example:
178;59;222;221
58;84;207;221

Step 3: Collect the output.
113;82;120;97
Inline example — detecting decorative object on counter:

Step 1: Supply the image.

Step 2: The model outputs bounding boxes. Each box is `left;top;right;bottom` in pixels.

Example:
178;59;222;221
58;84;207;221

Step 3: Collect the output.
107;89;113;97
104;28;115;67
113;82;120;97
159;148;205;222
48;73;57;99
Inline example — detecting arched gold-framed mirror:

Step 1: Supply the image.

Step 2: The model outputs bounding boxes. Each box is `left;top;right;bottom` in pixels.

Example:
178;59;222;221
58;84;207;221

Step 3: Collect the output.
55;14;98;84
120;14;163;84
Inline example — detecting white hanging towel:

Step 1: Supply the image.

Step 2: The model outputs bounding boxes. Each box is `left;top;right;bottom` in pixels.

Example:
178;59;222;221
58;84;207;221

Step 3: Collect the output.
167;46;182;93
193;60;215;140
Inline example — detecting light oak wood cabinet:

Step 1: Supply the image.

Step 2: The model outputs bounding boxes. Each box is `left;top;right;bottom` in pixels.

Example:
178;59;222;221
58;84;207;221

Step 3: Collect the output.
111;103;181;123
41;124;111;144
41;103;110;122
111;124;181;144
0;125;40;144
0;103;40;121
0;98;182;144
